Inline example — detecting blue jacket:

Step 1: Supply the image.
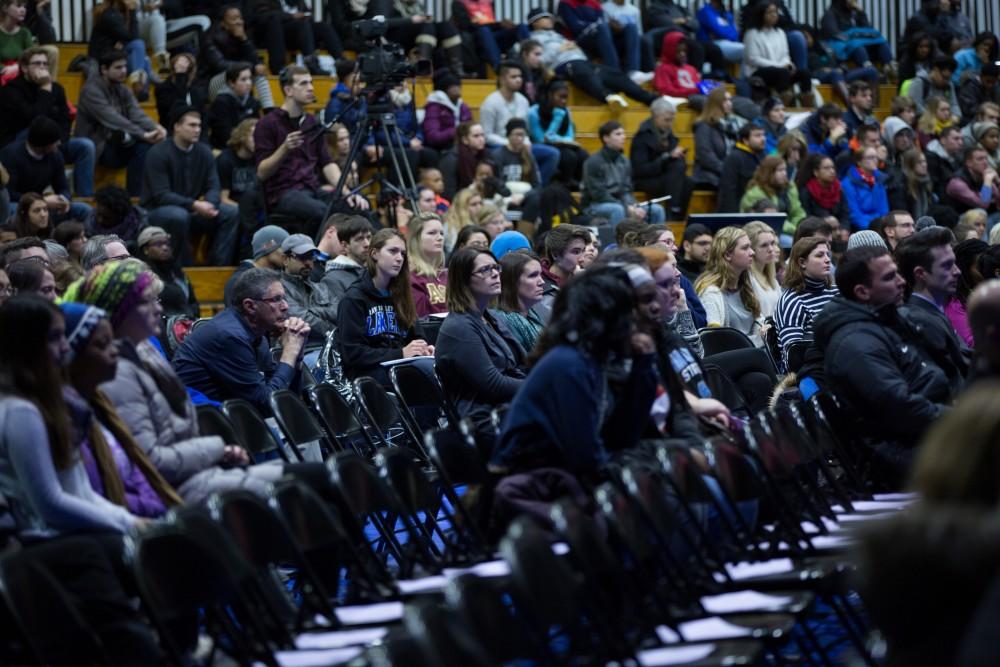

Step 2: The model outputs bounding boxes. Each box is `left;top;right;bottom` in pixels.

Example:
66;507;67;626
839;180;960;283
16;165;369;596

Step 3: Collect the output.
696;4;739;42
171;308;299;414
491;345;657;478
801;111;847;159
324;83;372;146
373;98;424;145
527;104;576;144
557;0;604;38
841;167;889;230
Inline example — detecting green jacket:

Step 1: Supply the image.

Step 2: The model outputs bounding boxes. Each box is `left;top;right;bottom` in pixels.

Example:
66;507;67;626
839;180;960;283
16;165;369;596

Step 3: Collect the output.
739;182;806;235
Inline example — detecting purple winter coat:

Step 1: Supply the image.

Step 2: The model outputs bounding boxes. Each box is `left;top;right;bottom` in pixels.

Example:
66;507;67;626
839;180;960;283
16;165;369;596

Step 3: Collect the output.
421;90;473;150
81;430;167;518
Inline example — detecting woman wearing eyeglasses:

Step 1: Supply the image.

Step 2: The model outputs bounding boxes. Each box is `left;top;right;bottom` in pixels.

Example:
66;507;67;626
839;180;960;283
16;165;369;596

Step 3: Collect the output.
338;228;433;389
434;247;526;443
841;146;889;230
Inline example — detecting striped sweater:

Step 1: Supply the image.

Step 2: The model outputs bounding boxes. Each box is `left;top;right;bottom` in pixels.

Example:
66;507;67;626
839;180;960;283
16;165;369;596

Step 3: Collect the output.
774;277;839;365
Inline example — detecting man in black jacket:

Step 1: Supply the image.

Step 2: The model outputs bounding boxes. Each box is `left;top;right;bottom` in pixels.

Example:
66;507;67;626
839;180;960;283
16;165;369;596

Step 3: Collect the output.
630;98;693;219
812;245;951;483
0;47;95;197
207;63;262;149
140;106;239;266
201;6;274;109
895;226;971;392
716;123;765;213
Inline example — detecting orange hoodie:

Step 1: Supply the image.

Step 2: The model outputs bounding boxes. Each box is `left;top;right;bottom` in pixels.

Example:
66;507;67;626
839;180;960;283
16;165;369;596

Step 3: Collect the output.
654;32;701;97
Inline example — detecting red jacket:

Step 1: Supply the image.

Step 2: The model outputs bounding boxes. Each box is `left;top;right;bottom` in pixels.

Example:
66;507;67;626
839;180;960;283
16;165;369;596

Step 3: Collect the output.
654;31;700;97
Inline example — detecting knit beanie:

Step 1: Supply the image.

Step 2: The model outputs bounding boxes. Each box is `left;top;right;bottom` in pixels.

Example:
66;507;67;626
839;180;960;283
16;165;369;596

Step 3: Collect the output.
972;121;1000;144
846;229;888;252
490;230;531;260
915;216;937;232
63;260;153;329
60;302;107;363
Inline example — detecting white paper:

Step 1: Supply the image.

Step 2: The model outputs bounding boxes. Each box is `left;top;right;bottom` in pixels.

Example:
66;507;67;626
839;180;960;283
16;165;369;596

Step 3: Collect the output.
811;534;852;549
724;558;795;580
701;590;793;614
638;644;716;665
872;492;917;502
270;647;363;667
679;617;753;641
396;575;449;594
334;602;404;625
832;500;908;513
443;559;511;578
294;627;388;650
836;512;896;523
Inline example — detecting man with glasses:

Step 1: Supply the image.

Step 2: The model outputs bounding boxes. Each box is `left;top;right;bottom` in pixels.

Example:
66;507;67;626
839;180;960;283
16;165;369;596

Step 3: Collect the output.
0;236;50;269
80;234;130;271
278;233;337;343
0;47;95;197
173;268;311;414
875;210;917;251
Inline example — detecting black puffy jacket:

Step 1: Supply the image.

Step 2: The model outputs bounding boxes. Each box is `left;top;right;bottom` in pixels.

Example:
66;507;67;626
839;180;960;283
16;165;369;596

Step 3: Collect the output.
812;297;949;447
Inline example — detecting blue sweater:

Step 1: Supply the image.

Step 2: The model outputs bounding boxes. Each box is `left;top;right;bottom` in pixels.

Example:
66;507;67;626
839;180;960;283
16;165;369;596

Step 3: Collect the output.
172;308;298;414
841;166;889;230
696;4;739;42
491;345;656;478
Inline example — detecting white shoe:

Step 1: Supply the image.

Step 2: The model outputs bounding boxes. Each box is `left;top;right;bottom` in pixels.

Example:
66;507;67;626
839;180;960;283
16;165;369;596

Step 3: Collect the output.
629;70;654;84
605;93;629;109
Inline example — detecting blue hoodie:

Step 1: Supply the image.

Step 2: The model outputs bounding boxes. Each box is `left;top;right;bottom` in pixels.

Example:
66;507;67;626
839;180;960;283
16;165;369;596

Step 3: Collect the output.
696;3;739;42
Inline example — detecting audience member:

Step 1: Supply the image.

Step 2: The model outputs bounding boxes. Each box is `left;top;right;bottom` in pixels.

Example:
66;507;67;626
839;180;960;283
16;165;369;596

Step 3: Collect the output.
630;98;692;218
944;237;989;346
754;97;787;153
422;68;472;151
967;279;1000;382
558;0;648;83
319;214;372;305
436;247;525;441
6;257;56;301
774;236;838;368
201;5;275;108
742;1;812;101
536;223;590;322
797;152;848;227
695;226;762;345
494;249;545;353
173;268;311;413
740;155;806;236
80;234;129;271
207;62;261;150
841;146;890;230
406;213;448;317
944;146;1000;215
925;124;965;198
889;148;937;218
0;46;95;196
907;54;960;116
801;102;849;159
0;267;9;306
696;0;743;63
1;117;92;226
248;0;341;76
75;50;166;197
52;220;86;265
744;220;780;320
223;225;288;306
583;121;666;226
134;226;199;319
153;52;207;130
141;106;238;266
91;185;143;245
958;62;1000;124
717;122;766;212
12;192;52;239
451;0;527;72
678;223;712;281
277;233;336;343
693;87;745;190
812;245;950;480
0;235;49;268
876;210;917;251
337;229;432;388
454;224;490;252
526;79;589;186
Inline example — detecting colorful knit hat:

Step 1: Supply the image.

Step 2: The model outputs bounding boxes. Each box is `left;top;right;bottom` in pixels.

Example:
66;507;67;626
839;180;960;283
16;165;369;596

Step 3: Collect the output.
60;302;107;363
63;260;154;329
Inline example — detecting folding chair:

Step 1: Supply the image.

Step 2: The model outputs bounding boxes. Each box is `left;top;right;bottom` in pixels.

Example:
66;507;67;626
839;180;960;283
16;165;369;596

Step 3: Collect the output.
222;398;297;463
699;327;757;356
269;388;336;461
195;403;241;446
390;362;462;433
309;383;378;458
401;599;493;667
353;376;429;461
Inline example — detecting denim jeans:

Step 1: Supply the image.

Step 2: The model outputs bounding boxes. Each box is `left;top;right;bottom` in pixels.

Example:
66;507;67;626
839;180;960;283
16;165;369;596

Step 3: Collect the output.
531;143;559;185
786;30;808;72
475;23;530;69
714;39;744;62
99;140;152;197
124;38;153;79
61;138;95;197
586;201;666;226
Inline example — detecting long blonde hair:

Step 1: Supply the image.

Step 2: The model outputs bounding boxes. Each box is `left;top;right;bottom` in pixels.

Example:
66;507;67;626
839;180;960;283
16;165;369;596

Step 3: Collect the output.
406;213;446;278
695;226;761;319
444;186;481;247
743;220;779;289
697;86;729;126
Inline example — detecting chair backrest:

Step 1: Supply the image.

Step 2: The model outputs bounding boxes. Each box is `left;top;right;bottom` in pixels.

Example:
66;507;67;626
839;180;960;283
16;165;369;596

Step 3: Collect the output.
424;427;488;487
269;388;330;459
445;573;541;662
309;383;375;457
0;551;107;666
698;326;756;356
374;447;441;515
327;450;404;517
390;362;461;429
700;363;752;415
402;599;493;667
786;340;810;374
196;404;241;446
353;376;427;459
222;399;290;462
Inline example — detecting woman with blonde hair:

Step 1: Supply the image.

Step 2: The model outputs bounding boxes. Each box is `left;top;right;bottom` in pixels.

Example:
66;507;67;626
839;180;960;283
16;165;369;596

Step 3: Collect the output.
694;226;762;345
776;130;808;182
474;202;507;241
916;97;955;149
406;213;448;317
743;220;781;319
739;156;806;237
443;186;483;250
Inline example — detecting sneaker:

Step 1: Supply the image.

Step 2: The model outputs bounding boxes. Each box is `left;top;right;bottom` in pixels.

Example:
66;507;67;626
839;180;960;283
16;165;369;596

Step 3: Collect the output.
629;70;654;85
605;93;629;110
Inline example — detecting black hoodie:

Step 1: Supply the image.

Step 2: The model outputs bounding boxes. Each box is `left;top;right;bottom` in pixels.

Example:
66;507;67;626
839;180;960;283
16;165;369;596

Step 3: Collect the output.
336;272;424;387
812;297;950;447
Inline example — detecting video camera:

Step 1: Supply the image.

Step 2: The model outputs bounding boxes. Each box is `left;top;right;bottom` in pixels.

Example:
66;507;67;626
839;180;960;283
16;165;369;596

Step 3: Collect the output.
351;16;431;89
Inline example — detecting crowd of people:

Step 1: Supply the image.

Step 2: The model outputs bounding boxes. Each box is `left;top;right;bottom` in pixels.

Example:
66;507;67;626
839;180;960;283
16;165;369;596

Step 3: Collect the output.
0;0;1000;663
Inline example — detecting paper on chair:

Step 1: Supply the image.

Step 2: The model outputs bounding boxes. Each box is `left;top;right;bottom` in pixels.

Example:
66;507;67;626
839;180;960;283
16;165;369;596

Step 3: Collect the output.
396;576;449;594
872;492;917;502
723;558;795;580
811;534;852;549
678;617;754;641
443;559;511;578
833;500;908;512
701;590;792;613
271;646;363;667
295;627;388;650
638;644;716;665
836;512;895;523
334;602;404;625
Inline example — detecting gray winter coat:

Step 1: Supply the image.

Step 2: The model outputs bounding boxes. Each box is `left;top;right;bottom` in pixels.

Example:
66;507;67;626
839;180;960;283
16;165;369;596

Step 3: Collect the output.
100;340;282;503
280;272;338;342
321;256;367;305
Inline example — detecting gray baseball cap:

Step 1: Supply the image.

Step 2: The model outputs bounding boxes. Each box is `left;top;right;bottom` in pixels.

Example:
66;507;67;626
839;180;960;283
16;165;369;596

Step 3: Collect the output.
252;226;290;259
281;233;319;256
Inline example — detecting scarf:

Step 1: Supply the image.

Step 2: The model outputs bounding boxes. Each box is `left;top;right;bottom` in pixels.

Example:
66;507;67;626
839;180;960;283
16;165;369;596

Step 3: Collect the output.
805;177;842;210
856;167;875;188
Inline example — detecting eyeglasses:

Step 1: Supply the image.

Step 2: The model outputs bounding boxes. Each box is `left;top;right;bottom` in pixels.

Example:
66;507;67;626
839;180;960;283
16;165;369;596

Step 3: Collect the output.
28;60;49;67
472;263;501;277
255;294;287;305
106;253;130;262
